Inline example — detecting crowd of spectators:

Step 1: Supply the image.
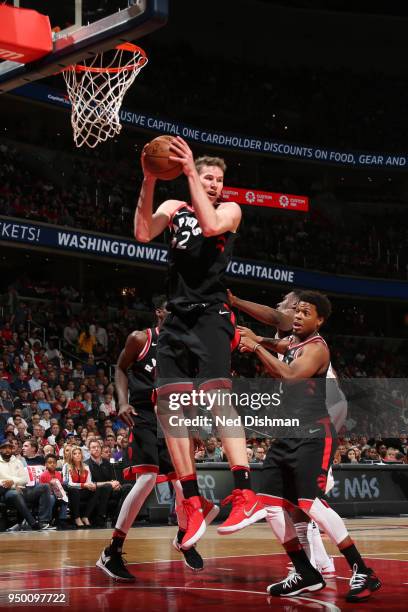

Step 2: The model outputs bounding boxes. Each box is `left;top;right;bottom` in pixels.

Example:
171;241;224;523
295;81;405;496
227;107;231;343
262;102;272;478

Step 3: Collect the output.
0;281;407;530
1;137;407;280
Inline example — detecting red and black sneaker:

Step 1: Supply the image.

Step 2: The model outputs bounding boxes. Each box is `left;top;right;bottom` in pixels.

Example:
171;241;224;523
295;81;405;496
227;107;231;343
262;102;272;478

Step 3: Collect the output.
201;496;219;525
346;564;381;602
217;488;266;534
180;496;207;550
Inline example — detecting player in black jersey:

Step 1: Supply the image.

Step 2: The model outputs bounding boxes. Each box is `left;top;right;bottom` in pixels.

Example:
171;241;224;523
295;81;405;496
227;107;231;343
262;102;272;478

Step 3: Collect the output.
96;298;205;581
134;136;263;550
238;291;381;602
229;288;338;575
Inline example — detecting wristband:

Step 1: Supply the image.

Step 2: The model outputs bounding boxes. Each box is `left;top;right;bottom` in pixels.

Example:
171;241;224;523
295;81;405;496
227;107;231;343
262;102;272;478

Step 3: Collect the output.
253;343;261;353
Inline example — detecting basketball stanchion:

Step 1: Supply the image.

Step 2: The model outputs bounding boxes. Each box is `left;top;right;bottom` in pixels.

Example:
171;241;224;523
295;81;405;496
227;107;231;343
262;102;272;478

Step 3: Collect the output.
62;43;148;148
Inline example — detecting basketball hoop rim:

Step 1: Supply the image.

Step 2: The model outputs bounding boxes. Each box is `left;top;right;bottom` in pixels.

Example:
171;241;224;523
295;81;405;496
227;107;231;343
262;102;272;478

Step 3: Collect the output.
64;42;148;74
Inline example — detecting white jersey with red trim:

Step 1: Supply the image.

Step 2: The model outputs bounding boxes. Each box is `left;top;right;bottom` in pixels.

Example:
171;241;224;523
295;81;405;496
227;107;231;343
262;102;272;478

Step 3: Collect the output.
278;331;346;431
281;333;329;425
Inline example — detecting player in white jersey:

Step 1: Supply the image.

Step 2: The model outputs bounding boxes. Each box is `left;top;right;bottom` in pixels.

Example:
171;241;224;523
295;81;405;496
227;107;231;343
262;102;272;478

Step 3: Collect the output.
228;288;347;575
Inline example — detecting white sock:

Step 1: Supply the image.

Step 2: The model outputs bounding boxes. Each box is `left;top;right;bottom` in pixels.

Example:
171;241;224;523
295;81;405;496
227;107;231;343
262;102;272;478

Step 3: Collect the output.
115;473;156;535
294;521;315;567
311;520;332;568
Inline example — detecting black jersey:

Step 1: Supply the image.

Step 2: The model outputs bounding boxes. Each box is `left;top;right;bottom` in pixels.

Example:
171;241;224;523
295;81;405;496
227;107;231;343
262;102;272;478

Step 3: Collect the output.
127;327;158;409
166;203;235;311
280;334;329;425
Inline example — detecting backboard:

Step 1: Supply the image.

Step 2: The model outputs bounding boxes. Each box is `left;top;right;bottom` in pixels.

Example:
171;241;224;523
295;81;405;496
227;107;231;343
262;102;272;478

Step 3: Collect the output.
0;0;168;93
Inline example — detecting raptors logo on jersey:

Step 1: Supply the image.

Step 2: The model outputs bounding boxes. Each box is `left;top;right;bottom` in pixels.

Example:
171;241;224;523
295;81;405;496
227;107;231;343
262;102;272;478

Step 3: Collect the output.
167;203;235;310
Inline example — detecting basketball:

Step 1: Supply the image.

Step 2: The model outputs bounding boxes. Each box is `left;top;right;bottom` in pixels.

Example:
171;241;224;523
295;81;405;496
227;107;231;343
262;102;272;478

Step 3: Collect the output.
143;135;183;180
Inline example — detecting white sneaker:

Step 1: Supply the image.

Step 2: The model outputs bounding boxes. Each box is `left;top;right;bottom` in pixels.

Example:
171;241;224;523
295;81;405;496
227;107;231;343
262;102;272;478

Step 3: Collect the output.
41;523;57;531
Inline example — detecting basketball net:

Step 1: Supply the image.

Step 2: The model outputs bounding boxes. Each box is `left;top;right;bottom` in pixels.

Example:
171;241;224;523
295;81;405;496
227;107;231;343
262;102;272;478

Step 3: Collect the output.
63;43;148;148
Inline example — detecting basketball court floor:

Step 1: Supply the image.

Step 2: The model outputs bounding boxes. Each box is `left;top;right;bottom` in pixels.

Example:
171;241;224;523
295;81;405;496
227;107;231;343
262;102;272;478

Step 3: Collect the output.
0;517;407;611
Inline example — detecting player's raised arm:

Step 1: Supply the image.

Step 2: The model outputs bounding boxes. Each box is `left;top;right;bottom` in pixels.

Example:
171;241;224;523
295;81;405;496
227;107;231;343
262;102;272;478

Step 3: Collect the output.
134;146;179;242
228;289;294;331
115;331;146;426
169;136;241;236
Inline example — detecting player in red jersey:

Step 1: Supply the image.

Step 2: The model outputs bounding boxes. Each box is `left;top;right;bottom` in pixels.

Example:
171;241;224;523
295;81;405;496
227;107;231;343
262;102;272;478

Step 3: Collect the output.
134;137;264;550
238;291;381;602
96;298;205;581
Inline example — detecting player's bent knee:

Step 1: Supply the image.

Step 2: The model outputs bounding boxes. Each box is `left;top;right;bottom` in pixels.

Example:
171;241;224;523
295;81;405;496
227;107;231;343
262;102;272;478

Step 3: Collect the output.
265;505;297;543
306;497;348;545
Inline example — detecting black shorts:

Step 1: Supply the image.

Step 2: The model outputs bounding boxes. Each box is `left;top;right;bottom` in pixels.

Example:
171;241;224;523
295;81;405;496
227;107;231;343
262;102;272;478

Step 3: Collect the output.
156;302;239;394
259;417;337;511
123;411;175;481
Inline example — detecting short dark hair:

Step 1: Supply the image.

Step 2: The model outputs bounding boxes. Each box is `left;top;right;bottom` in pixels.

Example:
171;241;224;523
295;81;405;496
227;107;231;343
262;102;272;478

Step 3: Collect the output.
44;453;57;462
27;439;39;452
152;294;167;310
297;291;332;321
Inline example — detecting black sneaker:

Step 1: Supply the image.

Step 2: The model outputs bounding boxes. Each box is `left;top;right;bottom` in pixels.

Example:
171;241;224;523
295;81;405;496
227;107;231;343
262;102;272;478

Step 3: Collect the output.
172;536;204;572
96;547;135;582
267;570;326;597
346;564;381;602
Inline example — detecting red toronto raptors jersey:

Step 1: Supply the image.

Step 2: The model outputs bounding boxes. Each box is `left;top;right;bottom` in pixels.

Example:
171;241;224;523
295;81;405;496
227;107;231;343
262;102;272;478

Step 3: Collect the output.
127;327;158;409
167;203;236;310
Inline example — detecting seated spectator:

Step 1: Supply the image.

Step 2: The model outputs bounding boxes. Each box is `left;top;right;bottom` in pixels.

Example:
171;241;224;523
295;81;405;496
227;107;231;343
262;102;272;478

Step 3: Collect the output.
39;409;52;431
78;327;96;357
47;423;61;446
81;392;94;415
11;372;31;395
66;392;85;419
101;445;112;461
86;439;130;526
72;362;85;380
35;390;52;413
246;447;255;463
345;448;359;463
99;393;116;417
31;424;47;448
28;368;42;393
65;445;99;528
15;422;30;444
83;354;97;376
203;436;223;462
63;320;79;349
10;438;24;463
39;453;69;528
104;432;116;451
383;447;400;463
63;417;77;437
253;446;266;463
376;443;388;461
112;434;128;462
45;341;62;365
14;389;32;421
22;439;45;466
0;440;53;531
0;389;14;413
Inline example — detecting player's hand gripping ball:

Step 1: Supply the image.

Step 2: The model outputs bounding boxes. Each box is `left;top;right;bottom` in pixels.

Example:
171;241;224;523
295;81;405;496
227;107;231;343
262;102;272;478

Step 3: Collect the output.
142;135;183;180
